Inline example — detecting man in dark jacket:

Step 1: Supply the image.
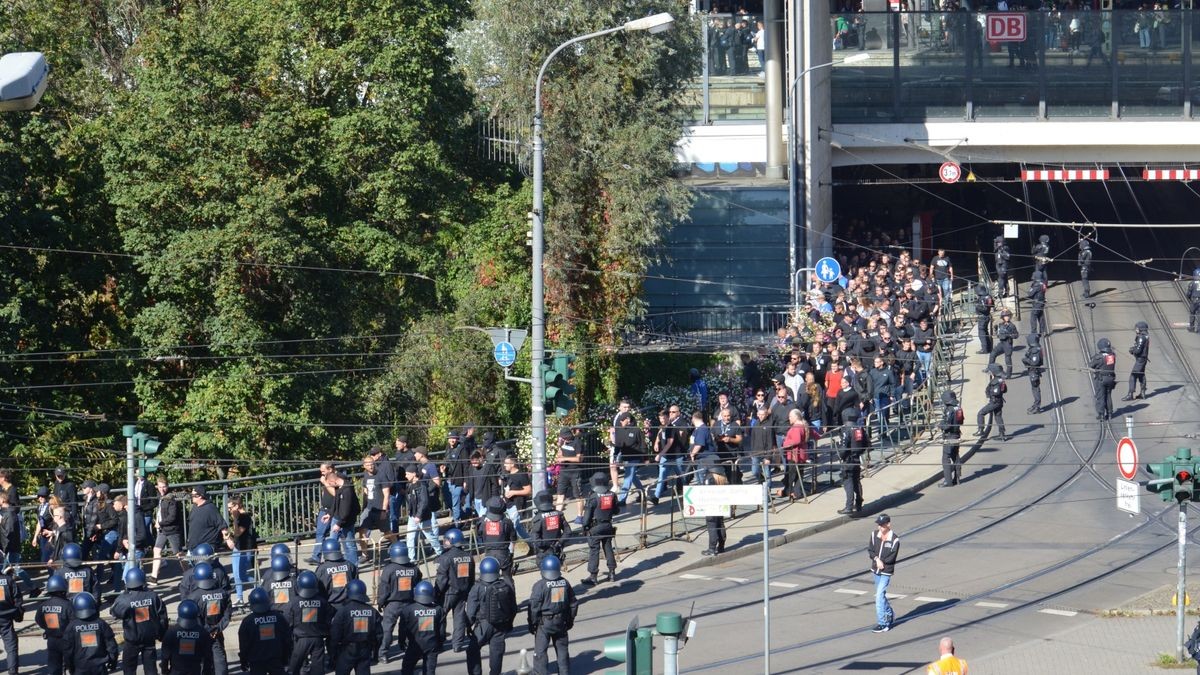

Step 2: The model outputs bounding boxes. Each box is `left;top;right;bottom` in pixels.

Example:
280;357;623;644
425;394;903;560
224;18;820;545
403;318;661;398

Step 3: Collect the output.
148;477;183;584
868;514;900;633
53;466;78;527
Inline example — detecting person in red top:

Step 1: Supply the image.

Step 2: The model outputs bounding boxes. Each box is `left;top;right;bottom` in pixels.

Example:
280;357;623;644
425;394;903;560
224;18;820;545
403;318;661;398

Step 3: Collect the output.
781;410;809;499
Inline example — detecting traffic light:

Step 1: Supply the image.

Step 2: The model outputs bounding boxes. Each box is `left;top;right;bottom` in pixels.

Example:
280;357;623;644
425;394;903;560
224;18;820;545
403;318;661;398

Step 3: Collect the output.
602;617;652;675
1175;466;1195;502
133;431;163;475
1147;459;1174;502
1146;449;1198;502
542;351;576;417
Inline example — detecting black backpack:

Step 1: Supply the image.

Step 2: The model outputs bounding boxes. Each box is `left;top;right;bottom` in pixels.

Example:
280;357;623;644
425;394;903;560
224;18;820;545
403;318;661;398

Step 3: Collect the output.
481;581;517;627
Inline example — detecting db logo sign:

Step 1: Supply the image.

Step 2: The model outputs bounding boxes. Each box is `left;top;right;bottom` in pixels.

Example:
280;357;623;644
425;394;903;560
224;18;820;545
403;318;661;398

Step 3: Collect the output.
986;13;1027;41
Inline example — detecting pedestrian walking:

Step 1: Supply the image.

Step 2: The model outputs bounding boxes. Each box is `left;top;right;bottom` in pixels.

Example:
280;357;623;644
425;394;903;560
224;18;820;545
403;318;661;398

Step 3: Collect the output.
1090;337;1117;420
148;477;183;584
226;496;254;606
974;364;1009;441
868;514;900;633
185;487;232;556
528;555;576;675
987;309;1018;377
702;472;727;556
926;636;968;674
1123;321;1150;400
1187;268;1200;332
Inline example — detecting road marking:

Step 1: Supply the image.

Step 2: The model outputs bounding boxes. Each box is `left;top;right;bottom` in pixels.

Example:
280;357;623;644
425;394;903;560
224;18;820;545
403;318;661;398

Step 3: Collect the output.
724;577;750;583
915;596;948;603
679;574;710;580
975;601;1009;609
1038;608;1078;617
835;588;867;596
770;582;799;589
886;593;907;600
1174;322;1189;328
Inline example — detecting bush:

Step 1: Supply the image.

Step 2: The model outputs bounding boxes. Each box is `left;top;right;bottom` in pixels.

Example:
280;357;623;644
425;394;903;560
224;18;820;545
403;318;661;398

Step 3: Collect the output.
638;385;699;419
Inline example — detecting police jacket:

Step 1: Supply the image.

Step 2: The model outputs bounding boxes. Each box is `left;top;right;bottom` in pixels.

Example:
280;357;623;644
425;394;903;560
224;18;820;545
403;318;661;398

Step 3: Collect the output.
1090;349;1117;383
110;588;168;644
528;508;571;551
975;293;994;318
184;585;232;633
400;601;444;654
62;565;100;600
1027;282;1046;310
261;575;295;614
1130;333;1150;361
36;595;72;639
63;618;119;674
466;578;518;631
995;247;1011;271
287;593;334;638
435;545;474;598
996;321;1019;343
939;404;963;438
238;610;292;667
527;577;577;636
331;599;383;650
839;423;870;461
476;514;516;553
1078;247;1092;270
583;489;620;531
160;624;213;675
986;377;1007;403
315;560;358;606
1189;280;1200;304
1021;345;1044;374
867;529;901;576
0;571;23;620
377;561;422;607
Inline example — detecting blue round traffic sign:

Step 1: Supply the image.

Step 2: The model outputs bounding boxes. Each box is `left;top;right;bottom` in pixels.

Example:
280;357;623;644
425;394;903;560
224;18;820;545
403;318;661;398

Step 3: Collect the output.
815;257;842;284
493;341;517;368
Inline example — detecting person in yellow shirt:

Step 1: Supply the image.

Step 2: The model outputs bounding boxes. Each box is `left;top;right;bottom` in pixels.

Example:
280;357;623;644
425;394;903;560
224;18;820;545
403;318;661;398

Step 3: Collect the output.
927;636;968;675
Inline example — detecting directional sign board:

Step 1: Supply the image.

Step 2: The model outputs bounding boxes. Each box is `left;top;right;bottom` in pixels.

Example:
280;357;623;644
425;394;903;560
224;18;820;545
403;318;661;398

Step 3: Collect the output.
1117;478;1140;515
493;341;516;368
1117;436;1138;481
683;484;763;507
814;257;842;284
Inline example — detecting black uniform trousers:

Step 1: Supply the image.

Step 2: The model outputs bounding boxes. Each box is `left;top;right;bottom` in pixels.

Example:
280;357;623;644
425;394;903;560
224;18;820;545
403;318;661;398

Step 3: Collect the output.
380;602;408;659
841;464;863;510
942;436;961;485
533;626;570;675
977;318;992;352
1081;268;1091;297
444;592;469;652
1128;358;1148;395
246;665;285;675
287;636;325;675
705;517;726;553
1190;302;1200;331
587;523;616;576
0;617;16;675
977;401;1006;437
123;640;158;675
334;644;373;675
47;636;67;675
1094;379;1115;418
398;647;438;675
1029;373;1042;411
469;622;508;675
1030;309;1046;336
988;341;1013;376
202;631;226;675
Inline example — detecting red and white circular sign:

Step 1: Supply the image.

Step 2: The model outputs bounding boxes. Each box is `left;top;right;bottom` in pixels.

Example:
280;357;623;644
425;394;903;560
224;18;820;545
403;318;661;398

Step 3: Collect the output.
939;162;961;184
1117;437;1138;481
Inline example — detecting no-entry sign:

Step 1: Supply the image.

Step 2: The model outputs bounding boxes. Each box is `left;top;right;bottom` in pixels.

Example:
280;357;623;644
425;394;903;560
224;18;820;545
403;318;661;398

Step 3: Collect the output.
986;13;1027;42
1117;436;1138;481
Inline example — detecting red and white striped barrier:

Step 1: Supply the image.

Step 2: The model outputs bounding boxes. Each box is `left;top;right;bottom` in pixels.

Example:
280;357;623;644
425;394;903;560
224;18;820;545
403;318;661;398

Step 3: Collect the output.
1021;169;1110;181
1143;168;1200;181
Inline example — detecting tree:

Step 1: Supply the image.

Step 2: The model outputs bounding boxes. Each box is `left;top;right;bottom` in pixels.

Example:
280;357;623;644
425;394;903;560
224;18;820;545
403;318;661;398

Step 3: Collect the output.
454;0;701;411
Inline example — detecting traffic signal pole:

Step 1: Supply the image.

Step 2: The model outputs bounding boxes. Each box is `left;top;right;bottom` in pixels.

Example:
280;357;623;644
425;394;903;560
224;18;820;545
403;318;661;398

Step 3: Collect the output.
123;425;137;578
1178;501;1187;663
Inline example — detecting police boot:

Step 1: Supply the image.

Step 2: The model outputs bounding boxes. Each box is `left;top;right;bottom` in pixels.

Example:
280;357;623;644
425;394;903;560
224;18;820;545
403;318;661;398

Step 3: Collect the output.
607;570;617;583
583;575;598;586
1121;392;1133;401
1139;388;1148;399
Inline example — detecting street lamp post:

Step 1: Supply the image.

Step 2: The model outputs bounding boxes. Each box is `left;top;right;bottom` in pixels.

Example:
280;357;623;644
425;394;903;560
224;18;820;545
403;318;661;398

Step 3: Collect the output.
786;52;868;308
530;12;674;494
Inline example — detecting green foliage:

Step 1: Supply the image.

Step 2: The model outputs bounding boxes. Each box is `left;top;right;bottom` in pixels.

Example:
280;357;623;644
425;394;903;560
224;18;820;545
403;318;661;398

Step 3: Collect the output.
637;385;698;419
615;352;724;401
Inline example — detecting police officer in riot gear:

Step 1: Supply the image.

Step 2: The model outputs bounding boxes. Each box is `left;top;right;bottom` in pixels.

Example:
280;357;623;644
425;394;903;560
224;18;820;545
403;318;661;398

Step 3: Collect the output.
1027;270;1048;337
237;587;292;675
111;567;168;675
994;237;1011;297
261;555;295;614
184;562;231;675
1122;321;1151;401
331;579;382;675
465;556;518;675
938;391;964;487
1078;238;1093;298
377;542;421;664
476;497;517;584
1022;333;1045;414
527;491;570;566
975;283;994;354
61;543;100;600
0;564;22;675
836;407;868;515
1032;233;1051;276
1090;337;1118;419
37;574;73;675
315;537;358;608
400;580;444;675
161;600;212;675
975;364;1009;441
582;474;620;585
1188;268;1200;332
287;571;333;675
987;309;1019;378
180;544;230;599
435;527;474;653
528;555;577;675
64;592;120;675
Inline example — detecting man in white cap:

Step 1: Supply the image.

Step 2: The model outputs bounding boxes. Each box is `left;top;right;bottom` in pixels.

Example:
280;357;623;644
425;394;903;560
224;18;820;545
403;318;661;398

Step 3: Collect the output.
868;513;900;633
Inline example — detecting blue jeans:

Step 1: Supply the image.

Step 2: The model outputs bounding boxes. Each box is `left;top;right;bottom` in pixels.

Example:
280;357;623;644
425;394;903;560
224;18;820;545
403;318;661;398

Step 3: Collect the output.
447;483;464;522
406;517;441;558
654;456;684;499
310;509;330;562
875;395;892;433
230;550;253;601
874;572;894;627
916;350;931;378
473;498;486;520
618;460;645;502
389;493;403;533
505;504;531;542
938;278;952;302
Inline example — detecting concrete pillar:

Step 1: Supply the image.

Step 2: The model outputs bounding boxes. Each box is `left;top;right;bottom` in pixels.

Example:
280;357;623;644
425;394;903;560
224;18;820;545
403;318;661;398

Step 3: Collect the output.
764;0;786;178
803;0;834;267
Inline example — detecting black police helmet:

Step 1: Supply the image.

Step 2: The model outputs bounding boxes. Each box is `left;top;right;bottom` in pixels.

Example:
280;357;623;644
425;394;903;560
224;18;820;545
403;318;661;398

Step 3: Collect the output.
1136;321;1149;332
249;587;270;613
296;571;320;600
534;490;555;512
270;554;291;581
1098;337;1111;351
485;497;505;518
72;592;98;620
941;390;957;406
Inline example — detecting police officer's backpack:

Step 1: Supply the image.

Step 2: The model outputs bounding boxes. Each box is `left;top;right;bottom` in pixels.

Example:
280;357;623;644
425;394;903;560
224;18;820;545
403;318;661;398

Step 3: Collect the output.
482;582;517;627
1187;622;1200;659
953;407;964;425
1022;349;1041;368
